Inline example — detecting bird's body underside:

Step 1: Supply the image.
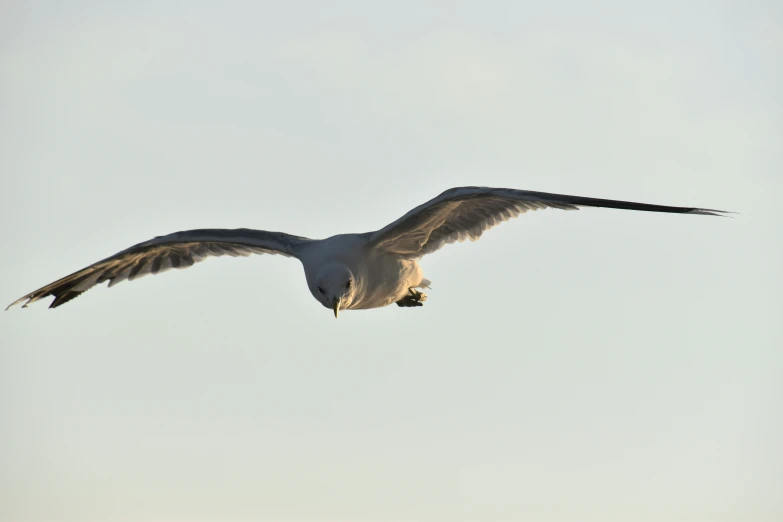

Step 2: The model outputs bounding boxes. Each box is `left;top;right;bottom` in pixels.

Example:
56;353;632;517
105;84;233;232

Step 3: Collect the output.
297;233;431;312
6;186;729;316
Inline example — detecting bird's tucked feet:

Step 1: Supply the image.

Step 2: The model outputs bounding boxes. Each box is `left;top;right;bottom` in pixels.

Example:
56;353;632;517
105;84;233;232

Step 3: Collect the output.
396;288;427;308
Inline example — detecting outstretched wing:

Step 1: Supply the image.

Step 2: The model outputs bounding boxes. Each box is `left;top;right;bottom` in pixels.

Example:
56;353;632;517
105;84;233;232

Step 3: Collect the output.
367;186;729;258
7;228;312;309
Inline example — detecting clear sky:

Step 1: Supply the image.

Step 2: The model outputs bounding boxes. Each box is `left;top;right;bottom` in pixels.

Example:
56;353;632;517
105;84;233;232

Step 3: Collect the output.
2;1;781;521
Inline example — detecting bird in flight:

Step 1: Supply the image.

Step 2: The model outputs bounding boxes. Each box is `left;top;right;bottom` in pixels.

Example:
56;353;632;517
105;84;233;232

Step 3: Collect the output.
7;186;728;317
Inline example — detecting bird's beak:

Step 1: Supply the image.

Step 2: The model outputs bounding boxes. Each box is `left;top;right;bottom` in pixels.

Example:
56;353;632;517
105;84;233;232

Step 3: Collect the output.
332;297;341;319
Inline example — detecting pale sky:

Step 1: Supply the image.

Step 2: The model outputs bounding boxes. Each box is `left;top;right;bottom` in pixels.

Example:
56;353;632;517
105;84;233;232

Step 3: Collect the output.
1;1;781;521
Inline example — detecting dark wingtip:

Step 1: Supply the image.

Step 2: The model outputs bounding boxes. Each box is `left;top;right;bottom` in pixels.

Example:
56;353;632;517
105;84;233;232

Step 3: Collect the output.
49;290;84;309
689;208;736;217
6;296;32;311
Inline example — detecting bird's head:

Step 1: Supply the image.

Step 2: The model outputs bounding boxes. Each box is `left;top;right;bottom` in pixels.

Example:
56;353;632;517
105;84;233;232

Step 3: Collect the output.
312;263;355;318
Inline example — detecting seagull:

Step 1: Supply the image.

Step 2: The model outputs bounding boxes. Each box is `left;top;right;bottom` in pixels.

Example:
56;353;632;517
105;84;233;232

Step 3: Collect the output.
6;186;728;316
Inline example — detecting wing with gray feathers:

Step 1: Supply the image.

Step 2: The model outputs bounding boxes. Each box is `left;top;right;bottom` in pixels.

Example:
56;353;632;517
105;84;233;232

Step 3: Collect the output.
7;228;311;310
368;186;729;258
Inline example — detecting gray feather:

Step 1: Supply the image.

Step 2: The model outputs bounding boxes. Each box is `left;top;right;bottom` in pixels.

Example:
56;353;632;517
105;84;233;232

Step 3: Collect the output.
368;186;729;258
7;228;311;310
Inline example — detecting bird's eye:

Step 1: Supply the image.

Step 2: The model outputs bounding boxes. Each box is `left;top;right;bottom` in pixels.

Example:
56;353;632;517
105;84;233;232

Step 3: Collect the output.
345;279;352;289
317;286;325;295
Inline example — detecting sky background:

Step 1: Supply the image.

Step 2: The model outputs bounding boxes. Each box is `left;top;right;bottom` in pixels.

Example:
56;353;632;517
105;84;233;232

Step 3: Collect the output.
1;1;781;521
